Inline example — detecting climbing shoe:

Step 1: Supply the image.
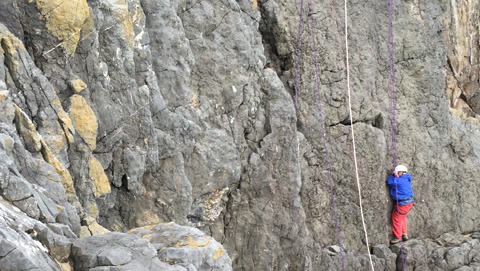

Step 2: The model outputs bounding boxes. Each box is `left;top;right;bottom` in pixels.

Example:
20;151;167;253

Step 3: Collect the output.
390;238;402;244
402;234;409;241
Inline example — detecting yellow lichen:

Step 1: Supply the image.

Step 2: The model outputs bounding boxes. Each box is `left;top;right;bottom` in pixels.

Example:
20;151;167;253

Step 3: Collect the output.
449;108;480;125
162;258;177;264
144;224;156;230
191;92;200;109
69;79;87;93
0;90;9;103
1;37;21;80
1;137;14;153
34;0;90;55
13;105;42;153
111;0;135;48
68;94;98;150
79;226;91;238
175;236;211;248
109;221;124;232
40;140;77;202
51;97;75;145
36;110;73;162
82;216;110;236
202;187;229;222
141;233;153;241
86;203;99;217
42;133;69;156
56;260;73;271
252;0;258;9
89;156;111;197
213;247;225;260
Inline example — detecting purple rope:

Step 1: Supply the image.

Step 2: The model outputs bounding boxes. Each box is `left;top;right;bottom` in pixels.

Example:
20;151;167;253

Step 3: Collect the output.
308;1;346;270
294;0;306;112
388;0;405;270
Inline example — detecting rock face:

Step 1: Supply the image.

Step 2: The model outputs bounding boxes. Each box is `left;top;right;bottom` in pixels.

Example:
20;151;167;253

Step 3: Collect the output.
128;223;232;270
71;223;231;271
0;0;479;270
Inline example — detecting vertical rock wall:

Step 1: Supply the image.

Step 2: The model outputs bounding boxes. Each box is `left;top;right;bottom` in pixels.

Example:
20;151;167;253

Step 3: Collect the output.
0;0;479;270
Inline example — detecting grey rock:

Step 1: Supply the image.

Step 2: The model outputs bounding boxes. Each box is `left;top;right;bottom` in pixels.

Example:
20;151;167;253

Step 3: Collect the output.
97;247;132;266
371;245;397;271
326;245;341;255
0;134;14;156
37;228;72;262
13;196;40;219
47;222;77;238
456;267;480;271
88;267;111;271
443;240;480;271
0;0;23;39
0;250;39;271
436;232;471;246
120;146;146;192
71;231;192;271
0;238;15;257
185;129;241;198
2;174;33;202
32;187;58;223
129;223;232;271
0;199;62;271
0;0;478;270
386;237;480;271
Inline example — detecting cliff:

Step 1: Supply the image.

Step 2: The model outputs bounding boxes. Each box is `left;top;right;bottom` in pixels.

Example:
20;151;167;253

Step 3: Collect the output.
0;0;479;270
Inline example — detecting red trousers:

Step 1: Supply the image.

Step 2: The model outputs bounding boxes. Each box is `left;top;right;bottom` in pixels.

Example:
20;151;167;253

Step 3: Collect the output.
392;202;413;239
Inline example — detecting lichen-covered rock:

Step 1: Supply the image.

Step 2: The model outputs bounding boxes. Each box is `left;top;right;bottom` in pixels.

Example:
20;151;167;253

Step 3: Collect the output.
71;231;195;271
129;223;232;271
33;0;90;55
40;139;77;203
89;156;111;197
68;78;87;93
13;104;42;153
68;94;98;151
79;216;110;238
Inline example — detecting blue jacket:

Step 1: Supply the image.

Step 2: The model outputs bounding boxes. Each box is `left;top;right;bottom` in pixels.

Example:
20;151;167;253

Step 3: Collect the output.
386;173;414;205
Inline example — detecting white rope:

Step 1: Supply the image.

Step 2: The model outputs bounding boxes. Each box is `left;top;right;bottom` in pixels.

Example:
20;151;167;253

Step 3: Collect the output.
343;0;375;270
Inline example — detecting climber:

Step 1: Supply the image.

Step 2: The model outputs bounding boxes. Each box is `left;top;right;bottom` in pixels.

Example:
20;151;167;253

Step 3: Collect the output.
386;165;414;244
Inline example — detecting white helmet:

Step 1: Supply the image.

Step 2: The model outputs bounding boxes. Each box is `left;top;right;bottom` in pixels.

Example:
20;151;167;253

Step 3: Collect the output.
394;165;408;174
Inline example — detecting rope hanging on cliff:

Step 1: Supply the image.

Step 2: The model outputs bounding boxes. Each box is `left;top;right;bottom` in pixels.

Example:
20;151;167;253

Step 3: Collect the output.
294;0;345;270
305;0;346;269
342;0;376;270
387;0;406;270
294;0;347;269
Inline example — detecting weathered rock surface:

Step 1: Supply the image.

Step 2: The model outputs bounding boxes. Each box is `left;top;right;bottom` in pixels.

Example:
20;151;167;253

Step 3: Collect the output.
71;222;231;271
129;222;232;270
0;0;479;270
0;199;62;271
71;230;186;271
